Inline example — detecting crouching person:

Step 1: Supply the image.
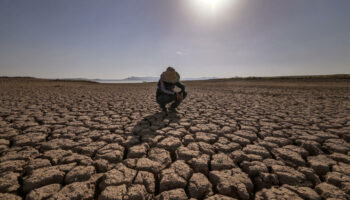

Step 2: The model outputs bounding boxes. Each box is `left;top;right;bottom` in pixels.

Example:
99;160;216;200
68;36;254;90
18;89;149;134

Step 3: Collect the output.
156;67;187;112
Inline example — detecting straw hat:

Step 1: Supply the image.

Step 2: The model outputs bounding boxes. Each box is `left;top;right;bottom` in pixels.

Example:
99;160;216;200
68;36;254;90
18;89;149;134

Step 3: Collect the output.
161;67;180;83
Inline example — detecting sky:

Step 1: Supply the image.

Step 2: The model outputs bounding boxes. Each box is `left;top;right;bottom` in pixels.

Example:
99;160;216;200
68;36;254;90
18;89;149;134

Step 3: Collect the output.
0;0;349;79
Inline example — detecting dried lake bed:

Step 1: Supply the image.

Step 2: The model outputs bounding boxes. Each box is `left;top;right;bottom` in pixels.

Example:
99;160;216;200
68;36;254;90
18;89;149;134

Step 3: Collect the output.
0;77;350;199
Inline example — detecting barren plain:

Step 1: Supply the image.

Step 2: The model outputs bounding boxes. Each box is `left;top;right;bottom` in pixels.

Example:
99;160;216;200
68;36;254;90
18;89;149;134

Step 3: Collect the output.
0;78;350;200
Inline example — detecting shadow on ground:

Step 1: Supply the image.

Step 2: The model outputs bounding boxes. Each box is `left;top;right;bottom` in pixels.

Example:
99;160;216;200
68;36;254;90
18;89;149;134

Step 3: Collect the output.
132;111;180;145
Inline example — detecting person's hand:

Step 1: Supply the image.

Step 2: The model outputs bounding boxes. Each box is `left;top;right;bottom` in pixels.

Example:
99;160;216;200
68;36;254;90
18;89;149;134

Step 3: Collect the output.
176;92;183;102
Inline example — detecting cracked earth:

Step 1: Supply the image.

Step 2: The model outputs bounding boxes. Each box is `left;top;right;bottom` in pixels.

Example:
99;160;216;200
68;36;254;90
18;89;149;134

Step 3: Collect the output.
0;78;350;200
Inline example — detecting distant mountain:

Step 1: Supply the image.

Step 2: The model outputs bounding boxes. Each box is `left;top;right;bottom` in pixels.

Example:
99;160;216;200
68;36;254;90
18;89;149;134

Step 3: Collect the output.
122;76;159;81
182;77;217;81
121;76;217;82
53;76;218;83
3;74;348;83
92;76;217;83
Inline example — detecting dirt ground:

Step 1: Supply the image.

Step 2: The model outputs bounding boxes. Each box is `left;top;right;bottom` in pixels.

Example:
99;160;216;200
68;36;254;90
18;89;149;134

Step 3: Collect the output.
0;78;350;200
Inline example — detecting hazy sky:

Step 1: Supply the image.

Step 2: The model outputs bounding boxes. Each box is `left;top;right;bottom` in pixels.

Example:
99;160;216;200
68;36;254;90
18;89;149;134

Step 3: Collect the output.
1;0;349;79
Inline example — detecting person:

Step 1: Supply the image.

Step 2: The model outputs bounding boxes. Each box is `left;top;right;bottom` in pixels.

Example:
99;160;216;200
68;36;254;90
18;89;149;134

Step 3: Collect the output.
156;67;187;112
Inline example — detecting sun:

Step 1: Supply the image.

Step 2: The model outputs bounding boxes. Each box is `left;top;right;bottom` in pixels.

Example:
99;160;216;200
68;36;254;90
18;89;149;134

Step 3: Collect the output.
198;0;222;11
191;0;232;15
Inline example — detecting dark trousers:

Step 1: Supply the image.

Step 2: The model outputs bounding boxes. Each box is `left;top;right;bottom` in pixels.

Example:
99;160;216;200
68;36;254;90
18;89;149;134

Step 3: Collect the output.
156;90;187;109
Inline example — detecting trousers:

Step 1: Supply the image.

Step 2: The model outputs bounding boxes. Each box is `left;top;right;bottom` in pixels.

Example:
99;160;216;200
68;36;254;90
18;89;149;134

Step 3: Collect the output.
156;90;187;109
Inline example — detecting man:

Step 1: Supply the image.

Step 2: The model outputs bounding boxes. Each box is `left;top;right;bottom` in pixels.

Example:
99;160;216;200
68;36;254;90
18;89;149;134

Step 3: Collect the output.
156;67;187;112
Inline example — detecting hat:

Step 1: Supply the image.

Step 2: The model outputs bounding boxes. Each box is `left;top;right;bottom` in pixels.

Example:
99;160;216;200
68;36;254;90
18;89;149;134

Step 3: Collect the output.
161;67;180;83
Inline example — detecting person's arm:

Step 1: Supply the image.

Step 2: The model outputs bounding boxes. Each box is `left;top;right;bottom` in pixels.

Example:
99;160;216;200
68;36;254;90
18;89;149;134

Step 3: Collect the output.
160;81;175;95
175;82;185;93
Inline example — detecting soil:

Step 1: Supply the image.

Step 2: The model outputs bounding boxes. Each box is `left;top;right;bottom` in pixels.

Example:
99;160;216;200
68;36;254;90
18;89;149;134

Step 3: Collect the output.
0;77;349;200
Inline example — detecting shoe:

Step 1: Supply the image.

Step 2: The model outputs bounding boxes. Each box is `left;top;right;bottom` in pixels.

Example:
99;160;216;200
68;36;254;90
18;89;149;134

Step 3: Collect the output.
161;106;167;112
168;107;177;113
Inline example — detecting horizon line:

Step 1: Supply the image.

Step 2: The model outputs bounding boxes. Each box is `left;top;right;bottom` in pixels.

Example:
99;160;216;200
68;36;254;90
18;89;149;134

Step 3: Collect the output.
1;73;349;80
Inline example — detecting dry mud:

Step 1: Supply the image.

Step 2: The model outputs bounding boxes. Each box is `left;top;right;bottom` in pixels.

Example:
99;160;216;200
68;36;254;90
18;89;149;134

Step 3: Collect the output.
0;79;350;200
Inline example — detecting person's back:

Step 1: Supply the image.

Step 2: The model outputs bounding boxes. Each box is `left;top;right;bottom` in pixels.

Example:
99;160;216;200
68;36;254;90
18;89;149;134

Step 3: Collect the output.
156;67;187;112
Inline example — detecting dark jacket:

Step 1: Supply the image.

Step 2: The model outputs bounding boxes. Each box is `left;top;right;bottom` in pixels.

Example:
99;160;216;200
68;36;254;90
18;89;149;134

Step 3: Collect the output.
156;80;185;97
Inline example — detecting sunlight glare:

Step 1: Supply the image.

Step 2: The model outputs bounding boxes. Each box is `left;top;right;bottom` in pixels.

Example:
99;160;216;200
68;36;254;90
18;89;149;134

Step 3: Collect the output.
191;0;233;16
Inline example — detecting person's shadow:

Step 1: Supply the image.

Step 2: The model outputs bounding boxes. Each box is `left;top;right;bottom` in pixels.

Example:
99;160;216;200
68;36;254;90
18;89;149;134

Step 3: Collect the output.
131;111;180;146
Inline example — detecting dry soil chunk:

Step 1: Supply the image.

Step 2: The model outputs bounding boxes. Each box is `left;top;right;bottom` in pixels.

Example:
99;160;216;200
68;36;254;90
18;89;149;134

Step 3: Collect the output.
157;136;182;151
298;167;321;186
255;186;303;200
123;135;140;148
272;147;305;167
209;169;253;200
99;134;124;143
148;148;171;167
74;141;106;156
160;161;192;192
126;184;151;200
242;145;270;158
333;162;350;176
26;184;61;200
188;173;213;199
325;172;350;187
98;185;127;200
167;130;185;138
307;155;336;175
0;160;27;173
0;193;22;200
183;134;195;145
176;146;200;161
330;153;350;164
211;153;235;170
314;132;339;142
253;172;279;190
94;159;109;173
283;185;321;200
299;140;323;156
42;149;72;165
54;163;77;173
0;147;39;161
157;188;188;200
136;158;163;174
13;132;46;147
99;164;137;190
188;154;210;175
342;182;350;195
0;172;20;193
315;182;350;199
204;194;237;200
263;136;292;146
234;130;257;142
271;165;306;186
240;161;268;176
225;135;250;147
95;143;124;163
195;132;217;143
0;139;10;146
23;167;65;192
323;138;350;154
128;143;149;158
170;160;192;180
65;165;95;184
41;138;77;150
59;153;93;166
262;158;285;168
188;142;216;155
25;158;52;174
231;150;250;164
134;171;156;193
258;141;279;151
48;181;95;200
283;145;309;158
214;142;241;153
